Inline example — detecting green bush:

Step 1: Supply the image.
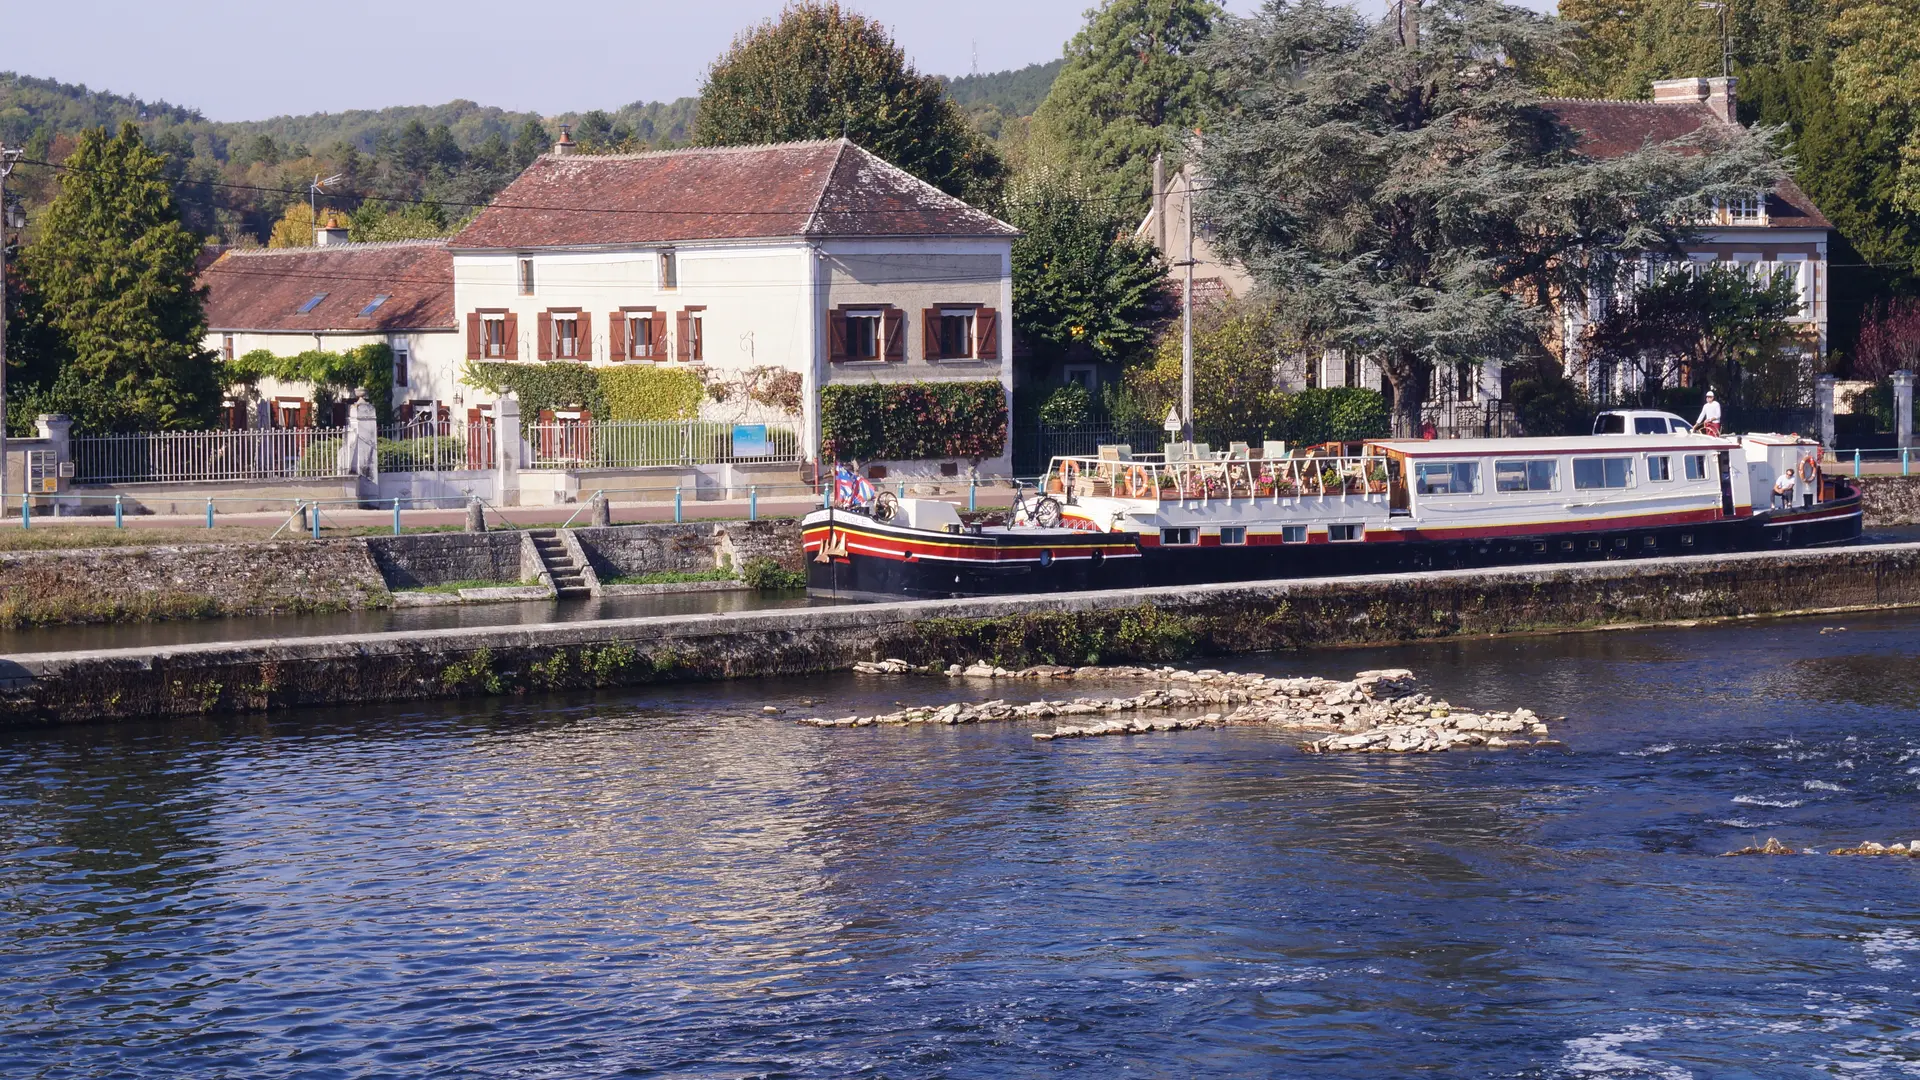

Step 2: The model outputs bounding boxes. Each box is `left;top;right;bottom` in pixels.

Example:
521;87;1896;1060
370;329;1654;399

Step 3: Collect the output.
1508;374;1590;437
462;362;708;427
1280;388;1389;445
742;557;806;591
820;380;1007;461
1037;382;1093;426
225;344;396;424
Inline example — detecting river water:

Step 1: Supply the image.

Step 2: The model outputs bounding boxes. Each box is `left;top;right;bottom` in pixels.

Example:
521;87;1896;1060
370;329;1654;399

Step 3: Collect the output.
3;613;1920;1077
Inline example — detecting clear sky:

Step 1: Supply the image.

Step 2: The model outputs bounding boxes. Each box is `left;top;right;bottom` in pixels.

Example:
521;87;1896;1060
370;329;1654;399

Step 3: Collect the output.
13;0;1554;122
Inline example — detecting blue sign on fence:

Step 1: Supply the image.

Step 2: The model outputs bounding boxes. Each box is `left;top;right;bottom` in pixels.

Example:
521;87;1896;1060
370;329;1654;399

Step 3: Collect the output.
732;424;771;458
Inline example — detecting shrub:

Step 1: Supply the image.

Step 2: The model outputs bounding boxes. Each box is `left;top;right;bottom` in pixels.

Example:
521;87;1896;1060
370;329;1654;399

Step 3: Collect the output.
462;362;604;425
599;366;702;420
226;344;395;424
820;380;1007;461
1038;382;1093;426
742;557;806;591
1280;387;1389;445
1508;374;1589;437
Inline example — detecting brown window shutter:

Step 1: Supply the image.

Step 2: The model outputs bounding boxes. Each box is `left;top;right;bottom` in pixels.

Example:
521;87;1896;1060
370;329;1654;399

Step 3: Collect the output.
883;307;904;361
503;313;519;359
828;309;847;361
537;311;552;361
676;311;692;360
609;312;627;361
649;310;667;359
923;308;940;360
466;313;481;360
975;307;999;360
577;311;592;360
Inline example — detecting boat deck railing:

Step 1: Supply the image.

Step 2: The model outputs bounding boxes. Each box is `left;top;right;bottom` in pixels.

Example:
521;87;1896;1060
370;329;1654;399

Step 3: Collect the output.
1044;453;1394;504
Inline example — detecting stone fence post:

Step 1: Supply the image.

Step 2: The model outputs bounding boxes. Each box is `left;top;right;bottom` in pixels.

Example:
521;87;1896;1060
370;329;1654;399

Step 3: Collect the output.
494;393;521;507
1895;370;1915;450
1816;374;1837;449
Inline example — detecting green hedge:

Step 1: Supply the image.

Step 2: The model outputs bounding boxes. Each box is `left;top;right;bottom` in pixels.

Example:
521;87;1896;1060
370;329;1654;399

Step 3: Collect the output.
821;380;1007;462
462;363;703;425
1278;388;1390;445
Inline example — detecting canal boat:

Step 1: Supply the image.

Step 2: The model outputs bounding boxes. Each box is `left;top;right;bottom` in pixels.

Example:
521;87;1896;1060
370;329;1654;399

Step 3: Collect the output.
802;413;1862;600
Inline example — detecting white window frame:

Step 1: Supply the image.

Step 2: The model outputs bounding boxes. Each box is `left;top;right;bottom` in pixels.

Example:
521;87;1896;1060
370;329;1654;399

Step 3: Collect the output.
1573;455;1635;490
1494;458;1557;493
1684;454;1708;481
1328;523;1362;543
517;258;535;295
659;250;678;291
1219;526;1246;546
1414;460;1481;496
553;314;580;360
482;315;508;359
938;308;977;361
1280;525;1307;544
1161;527;1198;546
845;309;884;361
1062;364;1096;389
1647;455;1672;482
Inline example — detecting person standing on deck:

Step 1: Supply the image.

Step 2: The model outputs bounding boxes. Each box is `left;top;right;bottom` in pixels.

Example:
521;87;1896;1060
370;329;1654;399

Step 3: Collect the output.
1695;391;1722;436
1772;468;1796;509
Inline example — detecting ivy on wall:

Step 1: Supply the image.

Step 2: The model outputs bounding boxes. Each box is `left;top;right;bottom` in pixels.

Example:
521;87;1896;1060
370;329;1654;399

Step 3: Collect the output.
226;345;395;424
463;362;703;426
821;380;1007;462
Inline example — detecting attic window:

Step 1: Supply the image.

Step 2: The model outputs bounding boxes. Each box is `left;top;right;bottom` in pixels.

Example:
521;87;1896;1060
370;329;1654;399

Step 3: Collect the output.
358;294;391;318
297;293;328;314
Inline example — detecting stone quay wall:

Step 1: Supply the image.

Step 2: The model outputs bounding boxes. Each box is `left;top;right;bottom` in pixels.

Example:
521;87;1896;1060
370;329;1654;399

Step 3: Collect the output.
5;542;1918;727
1859;476;1920;526
0;540;389;627
364;533;528;589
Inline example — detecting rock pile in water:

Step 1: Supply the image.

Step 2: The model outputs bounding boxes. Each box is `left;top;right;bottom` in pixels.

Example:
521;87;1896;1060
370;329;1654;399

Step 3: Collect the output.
1721;838;1920;857
813;661;1556;753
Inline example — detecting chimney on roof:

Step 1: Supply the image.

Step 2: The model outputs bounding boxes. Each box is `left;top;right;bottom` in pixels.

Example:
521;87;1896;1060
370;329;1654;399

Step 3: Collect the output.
1650;76;1738;124
314;211;350;246
553;124;575;157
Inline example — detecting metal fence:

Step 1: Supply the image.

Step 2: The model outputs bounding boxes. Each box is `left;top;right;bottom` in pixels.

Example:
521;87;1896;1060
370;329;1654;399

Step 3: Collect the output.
377;421;493;472
1017;423;1169;476
526;419;802;470
71;427;347;484
1421;400;1519;440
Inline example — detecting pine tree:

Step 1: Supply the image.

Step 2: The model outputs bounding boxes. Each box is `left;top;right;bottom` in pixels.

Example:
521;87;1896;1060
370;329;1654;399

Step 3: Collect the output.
692;2;1003;202
20;123;220;432
1549;0;1829;99
1031;0;1224;219
1199;0;1787;435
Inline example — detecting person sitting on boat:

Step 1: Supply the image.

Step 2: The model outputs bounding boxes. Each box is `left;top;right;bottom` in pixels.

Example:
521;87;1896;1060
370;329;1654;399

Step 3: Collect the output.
1772;468;1796;509
1694;391;1722;437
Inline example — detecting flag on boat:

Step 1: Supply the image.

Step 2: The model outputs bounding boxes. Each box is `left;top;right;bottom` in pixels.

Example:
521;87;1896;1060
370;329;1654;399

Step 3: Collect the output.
833;465;876;507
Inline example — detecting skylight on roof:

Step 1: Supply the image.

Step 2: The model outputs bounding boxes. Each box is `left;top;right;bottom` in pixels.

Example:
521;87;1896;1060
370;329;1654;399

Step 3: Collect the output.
358;294;391;318
297;293;328;314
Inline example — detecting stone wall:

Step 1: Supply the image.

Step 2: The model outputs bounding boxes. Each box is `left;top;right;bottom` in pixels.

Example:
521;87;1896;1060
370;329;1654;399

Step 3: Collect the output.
1859;476;1920;526
573;519;803;578
364;533;526;589
7;542;1919;726
0;540;389;628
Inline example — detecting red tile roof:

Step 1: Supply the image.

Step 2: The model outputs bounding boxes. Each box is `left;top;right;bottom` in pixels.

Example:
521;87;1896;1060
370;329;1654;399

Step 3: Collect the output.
450;139;1017;250
1544;98;1831;229
201;241;455;333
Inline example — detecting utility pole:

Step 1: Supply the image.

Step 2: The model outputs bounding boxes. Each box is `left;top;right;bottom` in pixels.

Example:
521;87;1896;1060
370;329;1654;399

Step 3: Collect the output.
1179;164;1195;445
0;144;22;513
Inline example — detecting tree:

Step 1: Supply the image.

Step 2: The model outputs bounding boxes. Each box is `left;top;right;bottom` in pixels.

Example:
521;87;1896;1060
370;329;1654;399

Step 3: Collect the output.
1005;167;1168;371
1198;0;1786;435
693;2;1003;202
1549;0;1829;99
348;199;452;242
1854;296;1920;379
19;123;220;431
268;200;323;248
1120;296;1292;437
1030;0;1225;218
1585;264;1806;407
1831;0;1920;217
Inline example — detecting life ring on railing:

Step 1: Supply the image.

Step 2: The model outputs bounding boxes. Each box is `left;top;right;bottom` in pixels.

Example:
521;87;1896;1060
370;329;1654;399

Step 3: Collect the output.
1799;454;1818;483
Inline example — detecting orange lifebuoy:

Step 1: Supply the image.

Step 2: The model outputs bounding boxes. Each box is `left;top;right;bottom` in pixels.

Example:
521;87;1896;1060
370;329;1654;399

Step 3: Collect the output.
1799;455;1817;483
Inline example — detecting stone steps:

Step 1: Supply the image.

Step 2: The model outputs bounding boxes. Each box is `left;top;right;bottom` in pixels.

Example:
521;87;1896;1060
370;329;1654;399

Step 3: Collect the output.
526;530;592;598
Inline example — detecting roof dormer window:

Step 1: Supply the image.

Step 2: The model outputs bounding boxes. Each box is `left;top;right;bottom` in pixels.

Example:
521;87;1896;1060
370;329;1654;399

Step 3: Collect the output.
1716;193;1765;225
297;293;328;313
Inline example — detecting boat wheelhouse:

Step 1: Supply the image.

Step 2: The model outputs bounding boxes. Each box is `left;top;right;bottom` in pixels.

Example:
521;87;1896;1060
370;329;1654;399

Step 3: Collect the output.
802;420;1861;600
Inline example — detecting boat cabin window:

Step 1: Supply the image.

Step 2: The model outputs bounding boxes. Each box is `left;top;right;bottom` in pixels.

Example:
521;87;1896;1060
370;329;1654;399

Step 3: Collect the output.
1573;456;1634;490
1414;461;1480;495
1647;455;1672;481
1219;527;1246;545
1635;417;1669;435
1594;414;1626;434
1494;459;1557;493
1328;523;1362;542
1281;525;1307;544
1684;454;1708;480
1162;528;1197;546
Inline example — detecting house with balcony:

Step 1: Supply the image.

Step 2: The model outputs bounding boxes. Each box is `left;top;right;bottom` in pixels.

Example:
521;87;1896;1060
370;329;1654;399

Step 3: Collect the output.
447;135;1018;476
1548;77;1833;404
200;233;460;427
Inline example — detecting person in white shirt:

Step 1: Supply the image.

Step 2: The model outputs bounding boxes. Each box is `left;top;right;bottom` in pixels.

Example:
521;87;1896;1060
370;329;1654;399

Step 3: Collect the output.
1773;468;1796;509
1694;391;1722;436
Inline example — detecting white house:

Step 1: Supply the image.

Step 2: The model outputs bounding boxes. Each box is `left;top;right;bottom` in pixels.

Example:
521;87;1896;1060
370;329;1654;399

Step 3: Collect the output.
446;136;1018;474
200;235;461;426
